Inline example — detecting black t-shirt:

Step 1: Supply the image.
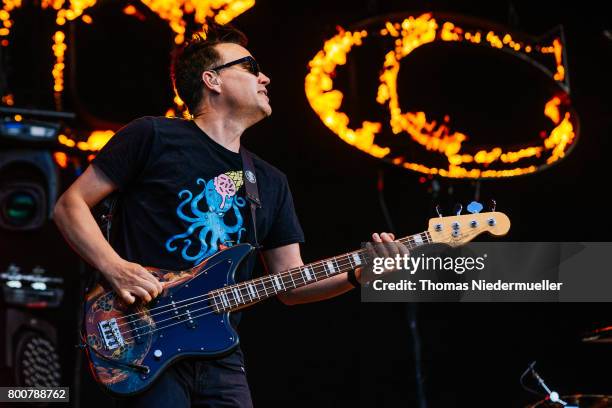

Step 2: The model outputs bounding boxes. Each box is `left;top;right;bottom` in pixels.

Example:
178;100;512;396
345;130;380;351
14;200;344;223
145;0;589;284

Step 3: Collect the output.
92;116;304;283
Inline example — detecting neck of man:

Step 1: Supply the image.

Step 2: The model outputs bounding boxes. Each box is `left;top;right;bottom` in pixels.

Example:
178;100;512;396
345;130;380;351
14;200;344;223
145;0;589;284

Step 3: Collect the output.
192;111;245;153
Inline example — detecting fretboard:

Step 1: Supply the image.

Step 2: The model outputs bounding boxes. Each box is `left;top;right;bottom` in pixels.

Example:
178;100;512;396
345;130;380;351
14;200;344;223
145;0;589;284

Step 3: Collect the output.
209;231;432;313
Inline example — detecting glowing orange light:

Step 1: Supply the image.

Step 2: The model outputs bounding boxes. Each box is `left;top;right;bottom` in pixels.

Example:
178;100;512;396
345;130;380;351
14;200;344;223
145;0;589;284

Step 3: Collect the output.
305;13;577;179
0;1;18;43
58;130;114;151
306;29;389;159
58;134;76;148
137;0;254;44
80;130;115;151
545;96;562;124
544;112;575;164
2;93;14;105
541;38;565;81
52;30;66;96
53;151;69;168
123;5;137;15
1;0;254;150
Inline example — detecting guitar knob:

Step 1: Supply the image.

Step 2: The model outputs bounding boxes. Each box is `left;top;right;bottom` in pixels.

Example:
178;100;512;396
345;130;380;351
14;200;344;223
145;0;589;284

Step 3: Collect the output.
487;218;496;226
154;349;163;359
467;201;483;214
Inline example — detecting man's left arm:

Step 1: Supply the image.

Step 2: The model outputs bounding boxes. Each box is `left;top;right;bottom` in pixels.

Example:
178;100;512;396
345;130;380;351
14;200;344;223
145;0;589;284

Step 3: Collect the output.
262;232;396;305
262;243;353;305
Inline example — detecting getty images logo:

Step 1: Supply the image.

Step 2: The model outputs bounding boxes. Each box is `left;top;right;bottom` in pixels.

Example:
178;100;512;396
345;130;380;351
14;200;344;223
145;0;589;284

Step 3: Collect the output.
372;253;488;275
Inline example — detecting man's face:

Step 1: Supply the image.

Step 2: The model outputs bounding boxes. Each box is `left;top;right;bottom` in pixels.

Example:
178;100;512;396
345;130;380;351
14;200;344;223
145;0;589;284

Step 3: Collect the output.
212;43;272;120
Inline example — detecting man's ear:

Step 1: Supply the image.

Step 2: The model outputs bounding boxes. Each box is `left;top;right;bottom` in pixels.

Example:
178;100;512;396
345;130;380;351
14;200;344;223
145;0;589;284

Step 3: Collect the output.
202;71;221;92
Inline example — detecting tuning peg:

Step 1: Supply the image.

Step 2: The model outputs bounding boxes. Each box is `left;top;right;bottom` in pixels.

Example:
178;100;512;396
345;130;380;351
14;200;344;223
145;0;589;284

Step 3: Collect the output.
489;199;497;212
435;204;443;218
467;201;483;214
454;203;463;216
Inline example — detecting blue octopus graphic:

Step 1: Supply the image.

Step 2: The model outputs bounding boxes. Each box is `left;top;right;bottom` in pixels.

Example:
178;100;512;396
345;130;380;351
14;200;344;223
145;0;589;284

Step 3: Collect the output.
165;174;246;264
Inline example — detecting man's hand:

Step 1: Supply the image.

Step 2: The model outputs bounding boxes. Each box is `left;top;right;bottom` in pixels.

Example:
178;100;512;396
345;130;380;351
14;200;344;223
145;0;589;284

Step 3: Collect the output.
101;259;164;305
356;232;410;284
53;164;164;305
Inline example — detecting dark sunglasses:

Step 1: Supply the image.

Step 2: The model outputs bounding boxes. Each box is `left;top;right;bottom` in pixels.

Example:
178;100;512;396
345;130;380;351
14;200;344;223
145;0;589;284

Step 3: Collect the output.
209;56;260;76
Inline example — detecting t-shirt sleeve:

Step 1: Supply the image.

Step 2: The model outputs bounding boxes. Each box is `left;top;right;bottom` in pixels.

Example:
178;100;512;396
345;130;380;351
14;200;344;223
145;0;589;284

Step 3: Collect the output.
91;117;154;190
262;174;305;250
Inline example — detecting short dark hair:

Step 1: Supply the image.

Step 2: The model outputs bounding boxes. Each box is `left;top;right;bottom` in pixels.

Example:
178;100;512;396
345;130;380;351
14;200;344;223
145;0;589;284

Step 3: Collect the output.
171;20;248;113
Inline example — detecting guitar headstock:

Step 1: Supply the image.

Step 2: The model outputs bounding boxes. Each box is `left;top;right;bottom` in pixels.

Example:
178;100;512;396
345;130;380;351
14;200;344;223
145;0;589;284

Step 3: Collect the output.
427;206;510;247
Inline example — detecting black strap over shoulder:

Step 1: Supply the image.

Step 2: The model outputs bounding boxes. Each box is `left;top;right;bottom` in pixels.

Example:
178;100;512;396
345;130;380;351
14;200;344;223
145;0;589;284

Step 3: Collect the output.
240;146;262;249
100;193;119;242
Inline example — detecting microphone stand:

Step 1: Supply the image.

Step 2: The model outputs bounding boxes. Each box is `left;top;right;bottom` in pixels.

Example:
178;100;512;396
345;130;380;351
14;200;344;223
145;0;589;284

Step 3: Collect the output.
524;362;577;408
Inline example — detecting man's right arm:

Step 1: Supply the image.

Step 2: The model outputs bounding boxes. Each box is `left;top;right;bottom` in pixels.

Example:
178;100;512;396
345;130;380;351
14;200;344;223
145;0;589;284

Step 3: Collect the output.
53;164;163;304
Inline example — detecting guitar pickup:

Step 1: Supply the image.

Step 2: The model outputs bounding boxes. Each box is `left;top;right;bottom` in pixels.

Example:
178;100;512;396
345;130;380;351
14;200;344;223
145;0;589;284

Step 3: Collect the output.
98;318;125;350
184;309;197;329
170;300;184;321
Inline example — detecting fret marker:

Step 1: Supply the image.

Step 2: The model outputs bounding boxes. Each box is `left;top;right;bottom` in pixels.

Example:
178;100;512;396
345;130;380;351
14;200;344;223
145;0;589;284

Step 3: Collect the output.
326;261;335;274
248;284;257;298
352;253;362;266
232;288;242;303
273;275;283;291
220;292;229;307
303;267;313;281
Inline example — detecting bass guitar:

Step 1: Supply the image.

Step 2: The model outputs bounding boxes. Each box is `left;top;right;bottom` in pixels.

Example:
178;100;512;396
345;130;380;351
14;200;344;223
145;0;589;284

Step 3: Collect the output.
82;208;510;396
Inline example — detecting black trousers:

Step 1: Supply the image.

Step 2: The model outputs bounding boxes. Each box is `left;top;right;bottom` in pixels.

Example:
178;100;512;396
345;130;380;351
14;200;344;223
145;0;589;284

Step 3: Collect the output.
115;348;253;408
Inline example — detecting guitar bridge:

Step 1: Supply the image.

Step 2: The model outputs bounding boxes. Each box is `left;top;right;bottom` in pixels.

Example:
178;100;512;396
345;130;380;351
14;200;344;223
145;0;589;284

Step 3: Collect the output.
98;318;125;350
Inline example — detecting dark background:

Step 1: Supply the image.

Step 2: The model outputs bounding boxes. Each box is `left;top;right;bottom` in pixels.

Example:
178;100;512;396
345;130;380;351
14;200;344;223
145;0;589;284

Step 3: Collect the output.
1;0;612;406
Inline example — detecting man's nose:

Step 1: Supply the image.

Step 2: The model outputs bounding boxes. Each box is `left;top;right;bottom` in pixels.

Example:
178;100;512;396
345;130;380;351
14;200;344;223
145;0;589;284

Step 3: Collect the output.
259;72;271;85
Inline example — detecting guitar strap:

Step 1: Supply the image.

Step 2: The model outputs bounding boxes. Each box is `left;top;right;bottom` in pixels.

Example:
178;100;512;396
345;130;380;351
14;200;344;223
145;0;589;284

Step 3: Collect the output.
239;146;262;249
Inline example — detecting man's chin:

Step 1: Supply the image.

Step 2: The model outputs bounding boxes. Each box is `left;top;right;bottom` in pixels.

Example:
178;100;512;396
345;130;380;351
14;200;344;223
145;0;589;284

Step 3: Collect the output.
262;104;272;117
250;106;272;126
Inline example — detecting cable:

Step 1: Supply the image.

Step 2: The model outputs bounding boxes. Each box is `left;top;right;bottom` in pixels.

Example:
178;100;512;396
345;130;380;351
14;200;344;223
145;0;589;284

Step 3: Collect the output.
377;170;396;234
377;168;427;408
520;361;545;397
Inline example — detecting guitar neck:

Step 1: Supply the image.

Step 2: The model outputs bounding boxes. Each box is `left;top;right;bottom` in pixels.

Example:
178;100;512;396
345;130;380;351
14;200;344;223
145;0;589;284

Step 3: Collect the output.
210;231;432;312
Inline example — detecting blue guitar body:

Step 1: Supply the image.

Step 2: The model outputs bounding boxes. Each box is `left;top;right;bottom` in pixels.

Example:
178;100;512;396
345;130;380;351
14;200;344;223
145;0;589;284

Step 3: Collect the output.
82;244;254;397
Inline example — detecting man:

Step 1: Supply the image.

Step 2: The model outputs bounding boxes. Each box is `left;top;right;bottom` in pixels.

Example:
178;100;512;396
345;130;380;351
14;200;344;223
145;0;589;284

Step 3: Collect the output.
54;21;401;407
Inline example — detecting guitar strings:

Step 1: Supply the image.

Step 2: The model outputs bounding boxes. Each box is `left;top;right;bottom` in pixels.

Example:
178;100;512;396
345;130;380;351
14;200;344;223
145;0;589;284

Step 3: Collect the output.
113;227;487;343
112;234;425;340
115;227;488;342
116;253;359;340
117;228;463;343
110;232;430;328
